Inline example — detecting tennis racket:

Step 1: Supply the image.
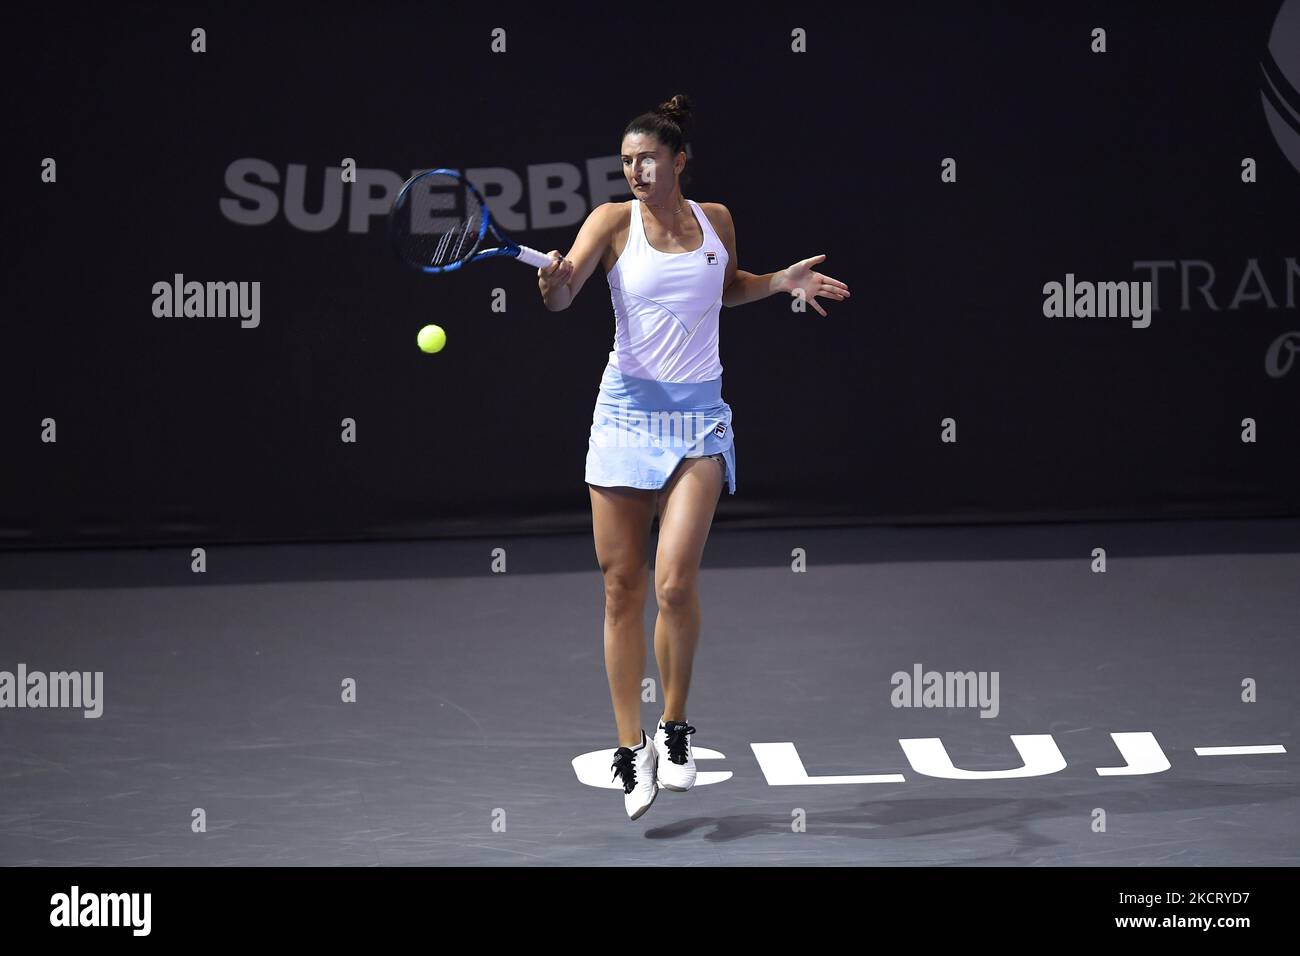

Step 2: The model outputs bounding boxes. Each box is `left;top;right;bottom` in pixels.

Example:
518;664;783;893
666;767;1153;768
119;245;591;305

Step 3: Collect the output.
388;168;553;274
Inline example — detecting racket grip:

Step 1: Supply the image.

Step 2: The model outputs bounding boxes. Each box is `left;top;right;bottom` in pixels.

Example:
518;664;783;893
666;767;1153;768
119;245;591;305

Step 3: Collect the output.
515;246;554;269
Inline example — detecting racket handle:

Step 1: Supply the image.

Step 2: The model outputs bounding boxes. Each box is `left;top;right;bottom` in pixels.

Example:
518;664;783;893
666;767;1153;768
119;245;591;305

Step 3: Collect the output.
515;246;554;269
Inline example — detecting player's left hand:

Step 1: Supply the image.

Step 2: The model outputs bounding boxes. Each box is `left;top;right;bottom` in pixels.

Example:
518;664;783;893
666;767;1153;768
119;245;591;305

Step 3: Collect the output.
777;254;850;317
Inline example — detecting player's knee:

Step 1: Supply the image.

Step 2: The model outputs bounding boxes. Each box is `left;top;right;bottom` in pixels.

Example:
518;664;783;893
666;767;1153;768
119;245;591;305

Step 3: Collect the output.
655;576;696;610
602;566;648;615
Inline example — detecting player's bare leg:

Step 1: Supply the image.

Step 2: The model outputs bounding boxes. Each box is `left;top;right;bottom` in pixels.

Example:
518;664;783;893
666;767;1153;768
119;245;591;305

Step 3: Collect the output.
589;483;657;748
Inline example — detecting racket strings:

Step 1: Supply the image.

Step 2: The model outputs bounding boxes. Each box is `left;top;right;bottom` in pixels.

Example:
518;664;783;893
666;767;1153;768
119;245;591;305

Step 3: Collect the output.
393;172;484;269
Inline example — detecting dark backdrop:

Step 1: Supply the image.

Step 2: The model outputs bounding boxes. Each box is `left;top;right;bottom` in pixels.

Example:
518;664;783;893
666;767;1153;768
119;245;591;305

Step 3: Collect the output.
3;0;1298;549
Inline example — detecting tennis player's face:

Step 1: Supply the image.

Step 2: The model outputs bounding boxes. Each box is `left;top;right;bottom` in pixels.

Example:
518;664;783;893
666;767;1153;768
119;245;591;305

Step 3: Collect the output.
621;134;681;200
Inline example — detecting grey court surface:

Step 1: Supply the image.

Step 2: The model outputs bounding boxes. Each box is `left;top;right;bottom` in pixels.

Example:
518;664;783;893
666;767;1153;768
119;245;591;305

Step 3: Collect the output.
0;518;1296;866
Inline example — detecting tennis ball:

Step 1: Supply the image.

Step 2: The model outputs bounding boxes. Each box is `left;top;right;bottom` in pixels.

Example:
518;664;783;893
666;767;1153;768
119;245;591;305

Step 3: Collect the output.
417;324;446;353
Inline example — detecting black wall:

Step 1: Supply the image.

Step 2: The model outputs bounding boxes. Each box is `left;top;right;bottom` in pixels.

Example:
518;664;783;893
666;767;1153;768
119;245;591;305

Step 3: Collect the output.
4;0;1298;549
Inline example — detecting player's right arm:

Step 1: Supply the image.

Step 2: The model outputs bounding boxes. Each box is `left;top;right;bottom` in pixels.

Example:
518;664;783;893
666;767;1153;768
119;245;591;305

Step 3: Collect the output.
539;202;618;311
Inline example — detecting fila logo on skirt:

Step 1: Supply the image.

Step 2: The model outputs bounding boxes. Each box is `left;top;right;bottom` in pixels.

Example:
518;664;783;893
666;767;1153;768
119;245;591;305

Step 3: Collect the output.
714;422;727;438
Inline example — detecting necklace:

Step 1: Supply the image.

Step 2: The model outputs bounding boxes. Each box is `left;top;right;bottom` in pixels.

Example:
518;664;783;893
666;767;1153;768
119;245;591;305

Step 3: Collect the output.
644;195;686;215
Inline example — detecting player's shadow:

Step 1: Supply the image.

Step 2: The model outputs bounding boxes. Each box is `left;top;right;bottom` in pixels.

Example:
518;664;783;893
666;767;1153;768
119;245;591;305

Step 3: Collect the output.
642;780;1300;863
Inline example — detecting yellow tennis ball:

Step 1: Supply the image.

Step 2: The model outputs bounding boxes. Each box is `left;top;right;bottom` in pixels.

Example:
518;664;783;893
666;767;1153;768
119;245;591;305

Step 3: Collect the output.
417;324;446;353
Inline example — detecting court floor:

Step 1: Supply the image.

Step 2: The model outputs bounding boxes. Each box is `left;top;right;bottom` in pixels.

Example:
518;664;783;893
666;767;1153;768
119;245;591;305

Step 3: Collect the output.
0;517;1296;865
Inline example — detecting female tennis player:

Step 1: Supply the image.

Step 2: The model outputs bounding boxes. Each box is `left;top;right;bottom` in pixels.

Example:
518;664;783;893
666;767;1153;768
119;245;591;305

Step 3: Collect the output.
537;93;849;819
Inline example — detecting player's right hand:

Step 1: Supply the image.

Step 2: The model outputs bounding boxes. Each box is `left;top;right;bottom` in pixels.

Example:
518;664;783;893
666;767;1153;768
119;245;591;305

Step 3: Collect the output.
538;250;574;296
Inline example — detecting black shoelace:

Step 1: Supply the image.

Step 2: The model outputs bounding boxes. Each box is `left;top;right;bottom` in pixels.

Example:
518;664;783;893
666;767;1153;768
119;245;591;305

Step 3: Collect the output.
664;723;696;764
610;748;638;794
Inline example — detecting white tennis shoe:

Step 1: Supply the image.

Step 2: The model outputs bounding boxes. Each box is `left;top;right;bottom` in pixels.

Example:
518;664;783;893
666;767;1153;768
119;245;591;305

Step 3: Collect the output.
654;717;698;791
610;729;659;820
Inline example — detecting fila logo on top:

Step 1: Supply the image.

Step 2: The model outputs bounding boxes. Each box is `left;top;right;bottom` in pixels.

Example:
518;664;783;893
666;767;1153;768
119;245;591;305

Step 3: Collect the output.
705;251;718;264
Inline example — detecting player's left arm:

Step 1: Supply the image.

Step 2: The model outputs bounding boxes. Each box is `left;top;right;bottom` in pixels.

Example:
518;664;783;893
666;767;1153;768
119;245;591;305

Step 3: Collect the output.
703;203;767;308
704;203;850;315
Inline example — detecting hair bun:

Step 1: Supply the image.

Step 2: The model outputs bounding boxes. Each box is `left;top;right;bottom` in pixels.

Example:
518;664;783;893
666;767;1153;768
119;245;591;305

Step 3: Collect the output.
655;93;693;128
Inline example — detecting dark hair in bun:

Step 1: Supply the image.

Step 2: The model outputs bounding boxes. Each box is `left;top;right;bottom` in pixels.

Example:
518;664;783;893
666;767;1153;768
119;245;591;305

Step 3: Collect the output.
623;93;694;186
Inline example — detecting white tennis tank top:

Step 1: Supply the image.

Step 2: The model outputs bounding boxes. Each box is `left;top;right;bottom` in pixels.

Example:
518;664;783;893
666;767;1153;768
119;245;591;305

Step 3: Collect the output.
605;198;729;383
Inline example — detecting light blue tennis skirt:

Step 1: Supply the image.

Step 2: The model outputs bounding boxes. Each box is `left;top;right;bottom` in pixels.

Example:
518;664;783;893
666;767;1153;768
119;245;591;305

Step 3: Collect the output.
585;363;736;495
